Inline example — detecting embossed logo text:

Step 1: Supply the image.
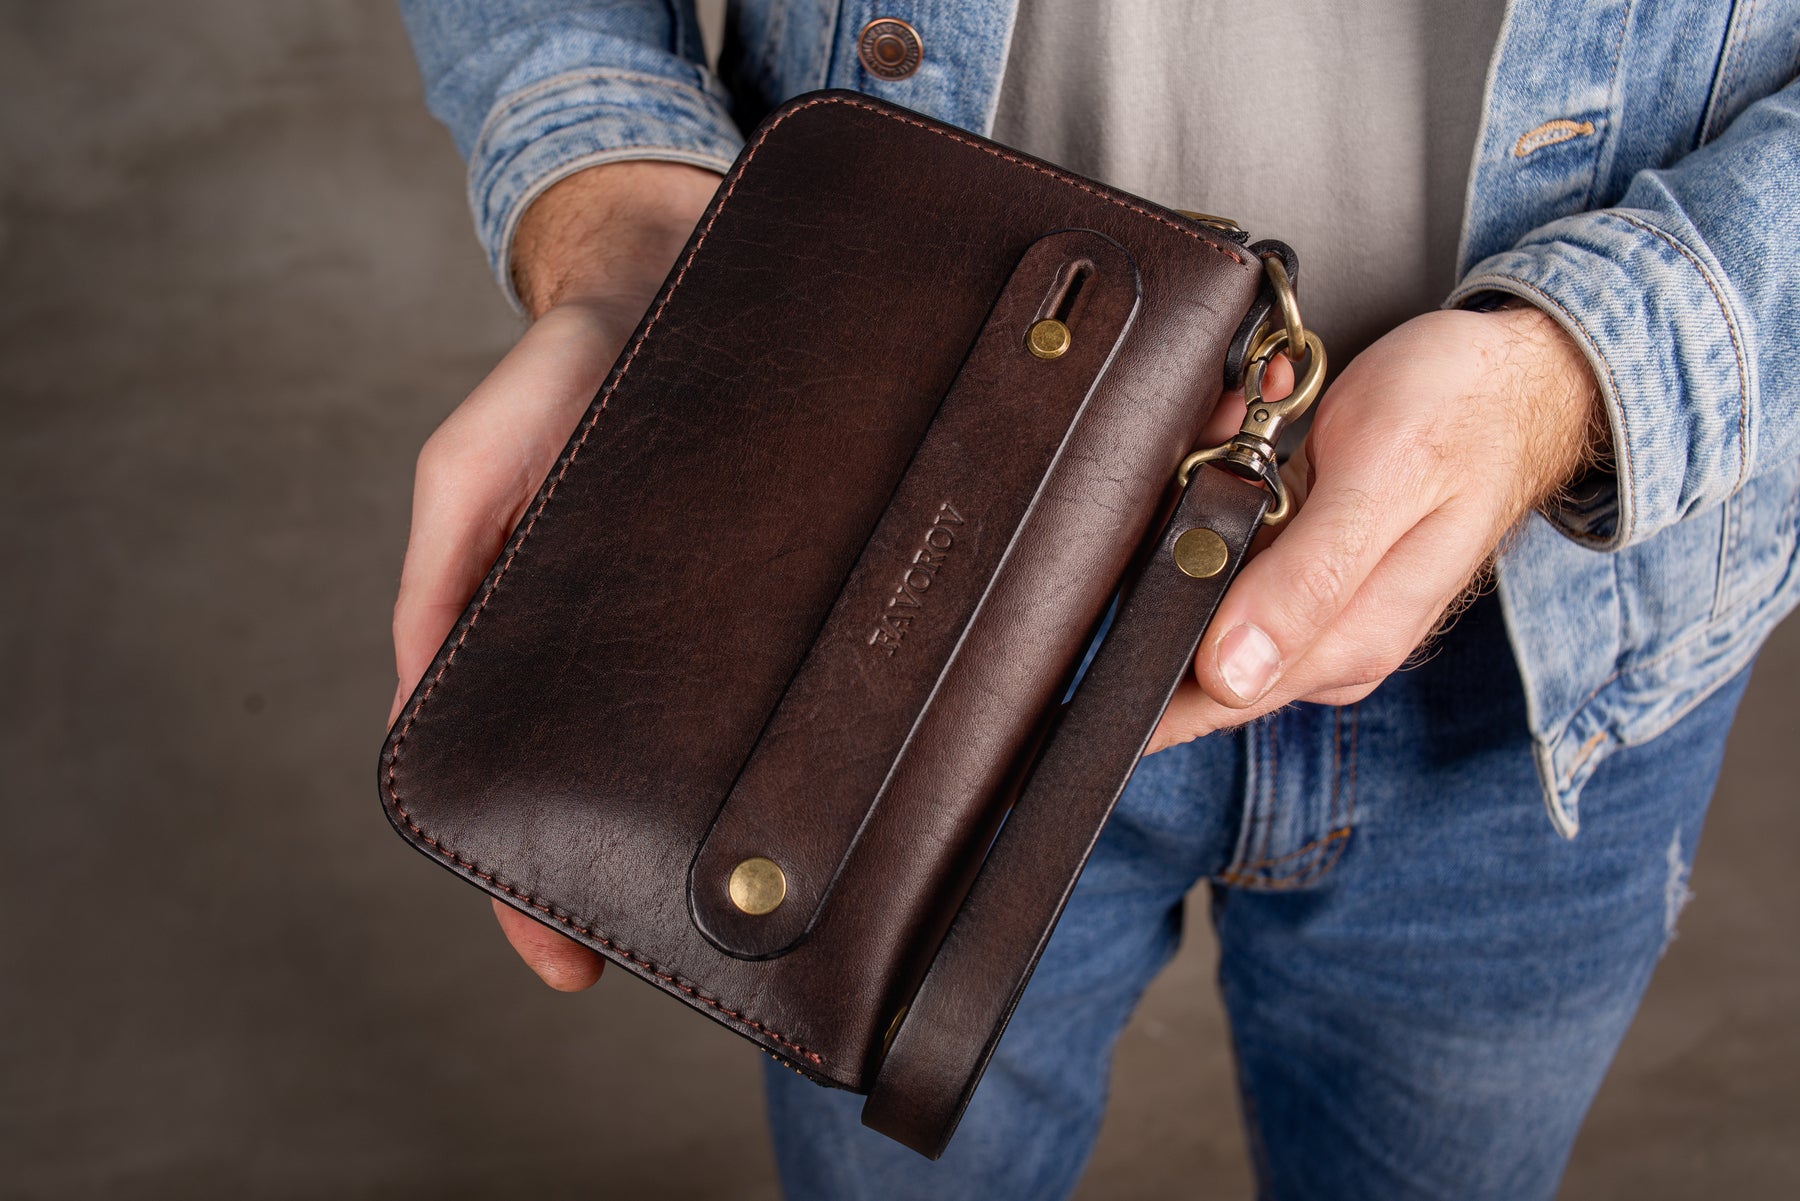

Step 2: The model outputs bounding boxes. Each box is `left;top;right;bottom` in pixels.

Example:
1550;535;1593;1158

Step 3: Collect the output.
868;501;964;656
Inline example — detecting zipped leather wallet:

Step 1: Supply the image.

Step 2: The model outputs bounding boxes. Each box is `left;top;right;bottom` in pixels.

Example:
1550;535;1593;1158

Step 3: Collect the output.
380;89;1318;1158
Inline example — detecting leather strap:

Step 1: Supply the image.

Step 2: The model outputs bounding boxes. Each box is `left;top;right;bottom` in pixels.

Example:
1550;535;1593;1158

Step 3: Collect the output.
861;462;1271;1157
690;229;1141;959
1222;239;1298;390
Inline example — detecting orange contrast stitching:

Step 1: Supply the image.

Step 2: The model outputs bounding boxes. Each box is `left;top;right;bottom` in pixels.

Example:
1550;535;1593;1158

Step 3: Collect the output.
1216;828;1350;889
1222;826;1351;875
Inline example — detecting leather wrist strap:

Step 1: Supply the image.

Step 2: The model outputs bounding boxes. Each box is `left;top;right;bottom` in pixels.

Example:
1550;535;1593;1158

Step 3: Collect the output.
862;462;1271;1156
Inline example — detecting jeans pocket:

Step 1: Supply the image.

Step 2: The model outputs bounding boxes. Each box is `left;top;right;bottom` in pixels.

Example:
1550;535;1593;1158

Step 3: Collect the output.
1216;704;1357;891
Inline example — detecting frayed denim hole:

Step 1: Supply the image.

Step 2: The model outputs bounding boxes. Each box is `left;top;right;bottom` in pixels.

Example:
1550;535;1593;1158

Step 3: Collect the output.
1662;827;1695;949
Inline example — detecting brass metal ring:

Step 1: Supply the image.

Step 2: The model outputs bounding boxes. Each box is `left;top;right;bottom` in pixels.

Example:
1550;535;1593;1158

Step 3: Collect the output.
1259;252;1306;362
1175;443;1223;489
1177;444;1293;524
1241;328;1327;427
1176;325;1324;527
1262;465;1294;524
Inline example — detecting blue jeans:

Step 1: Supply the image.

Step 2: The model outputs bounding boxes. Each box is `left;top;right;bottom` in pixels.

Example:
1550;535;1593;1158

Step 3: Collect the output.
765;593;1752;1199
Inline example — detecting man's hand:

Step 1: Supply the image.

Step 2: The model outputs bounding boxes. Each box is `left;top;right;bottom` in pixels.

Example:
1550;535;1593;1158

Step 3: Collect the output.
1149;304;1604;752
388;160;721;991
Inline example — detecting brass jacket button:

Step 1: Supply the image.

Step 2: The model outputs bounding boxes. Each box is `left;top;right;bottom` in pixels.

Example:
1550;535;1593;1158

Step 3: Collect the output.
858;17;923;80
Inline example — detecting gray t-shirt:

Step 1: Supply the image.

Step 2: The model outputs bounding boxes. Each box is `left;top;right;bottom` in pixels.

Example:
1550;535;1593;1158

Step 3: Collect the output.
990;1;1506;362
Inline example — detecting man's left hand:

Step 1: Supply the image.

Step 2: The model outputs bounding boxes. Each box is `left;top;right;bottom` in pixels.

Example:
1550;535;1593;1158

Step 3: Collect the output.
1150;303;1603;751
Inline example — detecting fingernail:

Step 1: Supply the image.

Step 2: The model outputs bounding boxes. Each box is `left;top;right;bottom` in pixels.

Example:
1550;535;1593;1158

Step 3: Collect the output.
1218;624;1280;704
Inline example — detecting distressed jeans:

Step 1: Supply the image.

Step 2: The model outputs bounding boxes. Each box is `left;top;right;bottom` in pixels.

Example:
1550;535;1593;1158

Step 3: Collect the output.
765;592;1752;1199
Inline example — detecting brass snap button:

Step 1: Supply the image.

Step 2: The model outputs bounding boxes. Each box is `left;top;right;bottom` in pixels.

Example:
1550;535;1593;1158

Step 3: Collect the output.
728;856;787;915
858;17;923;80
1026;318;1071;360
1172;527;1229;579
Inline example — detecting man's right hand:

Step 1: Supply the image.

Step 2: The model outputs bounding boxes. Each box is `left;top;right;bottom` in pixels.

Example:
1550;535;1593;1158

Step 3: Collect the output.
388;160;722;991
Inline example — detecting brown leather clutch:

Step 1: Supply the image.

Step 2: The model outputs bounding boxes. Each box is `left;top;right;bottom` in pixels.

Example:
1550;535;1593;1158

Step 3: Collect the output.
379;90;1316;1158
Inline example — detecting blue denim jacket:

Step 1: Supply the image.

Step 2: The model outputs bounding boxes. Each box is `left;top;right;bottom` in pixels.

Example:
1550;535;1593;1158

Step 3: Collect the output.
400;1;1800;836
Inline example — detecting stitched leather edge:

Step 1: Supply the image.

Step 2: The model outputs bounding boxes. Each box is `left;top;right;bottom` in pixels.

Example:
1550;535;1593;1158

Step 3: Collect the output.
798;97;1246;266
383;92;1249;1072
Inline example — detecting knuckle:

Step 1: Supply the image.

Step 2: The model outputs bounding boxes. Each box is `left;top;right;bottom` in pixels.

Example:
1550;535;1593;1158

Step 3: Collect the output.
1288;553;1354;617
1303;485;1383;565
1397;435;1463;504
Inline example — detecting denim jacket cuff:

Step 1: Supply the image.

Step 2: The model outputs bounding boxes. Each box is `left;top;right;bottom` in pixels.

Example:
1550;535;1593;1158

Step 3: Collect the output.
1449;209;1751;554
470;68;742;309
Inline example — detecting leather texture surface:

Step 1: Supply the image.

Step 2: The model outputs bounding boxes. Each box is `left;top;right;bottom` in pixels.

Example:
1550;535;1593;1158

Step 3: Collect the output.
379;90;1260;1094
861;463;1271;1156
690;229;1142;960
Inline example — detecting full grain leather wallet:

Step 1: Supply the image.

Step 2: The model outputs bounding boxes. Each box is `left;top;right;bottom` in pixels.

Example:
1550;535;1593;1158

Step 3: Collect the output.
380;90;1311;1157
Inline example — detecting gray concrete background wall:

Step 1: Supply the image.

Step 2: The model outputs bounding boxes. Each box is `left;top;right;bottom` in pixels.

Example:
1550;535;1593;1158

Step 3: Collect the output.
1;4;1793;1197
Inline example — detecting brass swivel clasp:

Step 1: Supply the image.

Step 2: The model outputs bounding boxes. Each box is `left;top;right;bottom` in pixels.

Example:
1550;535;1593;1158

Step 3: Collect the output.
1177;252;1327;525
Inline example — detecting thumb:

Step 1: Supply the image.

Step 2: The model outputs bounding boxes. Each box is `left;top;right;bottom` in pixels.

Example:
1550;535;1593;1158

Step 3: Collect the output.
492;899;606;991
1194;458;1408;709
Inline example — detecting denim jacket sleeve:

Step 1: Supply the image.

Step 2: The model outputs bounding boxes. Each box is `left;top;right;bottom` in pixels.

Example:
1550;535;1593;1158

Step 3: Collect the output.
397;1;744;306
1449;75;1800;553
